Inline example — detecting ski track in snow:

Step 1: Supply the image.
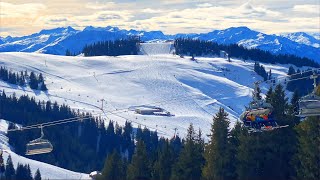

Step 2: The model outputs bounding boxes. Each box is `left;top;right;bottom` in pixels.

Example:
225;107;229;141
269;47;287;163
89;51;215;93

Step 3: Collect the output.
0;49;299;138
0;44;309;177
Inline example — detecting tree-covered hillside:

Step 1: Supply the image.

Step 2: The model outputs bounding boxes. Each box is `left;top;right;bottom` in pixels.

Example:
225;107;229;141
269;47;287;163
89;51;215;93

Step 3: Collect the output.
174;38;319;68
81;37;140;57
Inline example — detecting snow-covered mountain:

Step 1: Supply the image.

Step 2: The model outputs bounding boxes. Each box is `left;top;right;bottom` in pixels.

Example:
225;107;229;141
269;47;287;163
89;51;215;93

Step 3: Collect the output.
0;27;78;54
281;32;320;48
0;26;319;62
184;27;320;62
0;26;169;56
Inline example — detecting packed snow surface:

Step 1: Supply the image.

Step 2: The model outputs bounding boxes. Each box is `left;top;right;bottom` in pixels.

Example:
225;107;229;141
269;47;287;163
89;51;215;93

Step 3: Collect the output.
0;52;297;139
140;42;174;55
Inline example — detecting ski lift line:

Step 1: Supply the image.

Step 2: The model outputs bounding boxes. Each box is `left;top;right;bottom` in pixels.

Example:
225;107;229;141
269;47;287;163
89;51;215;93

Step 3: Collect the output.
9;113;100;130
10;117;95;132
258;75;316;85
286;76;314;83
6;93;198;133
284;68;320;78
248;66;320;80
247;65;320;84
7;116;97;132
7;92;199;133
258;71;319;85
40;117;92;128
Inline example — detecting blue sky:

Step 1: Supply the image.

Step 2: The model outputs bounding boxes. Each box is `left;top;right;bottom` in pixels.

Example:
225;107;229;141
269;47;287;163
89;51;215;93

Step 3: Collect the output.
0;0;319;36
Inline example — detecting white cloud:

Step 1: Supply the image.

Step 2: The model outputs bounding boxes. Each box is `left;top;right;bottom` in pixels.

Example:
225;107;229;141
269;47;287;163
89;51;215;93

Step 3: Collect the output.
85;2;117;10
141;8;164;14
0;2;46;18
196;3;213;8
293;4;320;14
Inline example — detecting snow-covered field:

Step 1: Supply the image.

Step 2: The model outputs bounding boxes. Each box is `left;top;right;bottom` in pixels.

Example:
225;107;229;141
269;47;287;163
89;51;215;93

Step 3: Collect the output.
0;45;298;139
0;120;89;179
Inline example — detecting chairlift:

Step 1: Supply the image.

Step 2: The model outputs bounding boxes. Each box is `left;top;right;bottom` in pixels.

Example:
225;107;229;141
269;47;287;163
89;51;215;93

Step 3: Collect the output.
240;82;288;132
26;125;53;155
297;72;320;117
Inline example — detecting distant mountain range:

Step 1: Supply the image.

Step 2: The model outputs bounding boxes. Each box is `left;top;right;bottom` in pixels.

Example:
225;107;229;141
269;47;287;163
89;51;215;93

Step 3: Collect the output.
0;26;319;62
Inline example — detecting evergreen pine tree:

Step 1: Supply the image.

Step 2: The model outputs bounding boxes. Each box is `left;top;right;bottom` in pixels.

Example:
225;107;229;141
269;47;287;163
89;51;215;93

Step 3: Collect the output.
152;140;174;180
268;69;272;80
236;131;265;180
25;164;33;180
34;168;42;180
266;86;273;103
170;135;182;158
19;72;25;86
66;49;71;56
227;121;242;179
38;73;44;83
290;90;299;114
270;84;288;122
202;108;230;180
287;66;296;75
15;164;32;180
253;86;262;100
295;116;320;180
29;72;38;90
260;83;296;180
0;150;4;178
127;139;150;180
40;83;48;91
5;155;15;180
171;124;204;180
99;150;126;180
15;164;24;180
288;90;300;125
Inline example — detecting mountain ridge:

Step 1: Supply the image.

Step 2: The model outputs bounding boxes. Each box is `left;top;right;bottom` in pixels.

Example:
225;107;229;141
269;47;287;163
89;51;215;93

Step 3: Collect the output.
0;26;319;62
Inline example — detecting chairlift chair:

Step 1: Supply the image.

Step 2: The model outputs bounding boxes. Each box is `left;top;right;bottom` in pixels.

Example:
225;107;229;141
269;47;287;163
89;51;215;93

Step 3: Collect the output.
26;126;53;155
240;82;288;132
297;72;320;117
298;93;320;117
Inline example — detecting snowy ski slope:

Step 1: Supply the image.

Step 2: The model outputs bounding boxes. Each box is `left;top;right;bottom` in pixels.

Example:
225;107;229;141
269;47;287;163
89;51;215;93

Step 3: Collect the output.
140;42;174;55
0;50;297;139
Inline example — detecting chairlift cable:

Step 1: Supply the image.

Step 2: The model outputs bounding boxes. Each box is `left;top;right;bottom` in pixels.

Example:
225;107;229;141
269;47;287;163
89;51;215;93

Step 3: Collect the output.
7;93;199;133
7;116;95;132
100;106;168;135
7;113;100;131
